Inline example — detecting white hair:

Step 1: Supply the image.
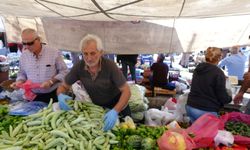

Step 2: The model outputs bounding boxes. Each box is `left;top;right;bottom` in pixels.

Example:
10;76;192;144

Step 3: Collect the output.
79;34;103;51
21;28;39;39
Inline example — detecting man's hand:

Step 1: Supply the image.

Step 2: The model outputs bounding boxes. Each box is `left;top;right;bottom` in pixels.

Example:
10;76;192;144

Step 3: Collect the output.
40;80;53;89
10;80;25;89
243;72;250;81
233;92;244;105
103;109;118;131
58;93;72;111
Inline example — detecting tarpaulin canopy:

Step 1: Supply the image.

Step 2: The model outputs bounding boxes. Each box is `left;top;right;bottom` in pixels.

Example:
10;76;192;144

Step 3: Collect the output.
0;0;250;53
1;0;250;21
42;18;183;54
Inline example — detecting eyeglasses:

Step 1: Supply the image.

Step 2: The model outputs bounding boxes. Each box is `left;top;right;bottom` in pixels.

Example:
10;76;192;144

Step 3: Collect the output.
22;38;38;46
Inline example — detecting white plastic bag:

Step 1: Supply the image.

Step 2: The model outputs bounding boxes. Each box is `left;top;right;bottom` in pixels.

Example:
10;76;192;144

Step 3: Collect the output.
225;78;233;97
145;108;175;126
173;92;189;122
72;81;92;102
171;81;188;93
163;98;177;110
214;130;234;146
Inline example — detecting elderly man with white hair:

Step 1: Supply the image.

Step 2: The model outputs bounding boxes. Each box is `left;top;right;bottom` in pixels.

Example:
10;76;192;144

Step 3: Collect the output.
218;45;247;82
57;34;131;131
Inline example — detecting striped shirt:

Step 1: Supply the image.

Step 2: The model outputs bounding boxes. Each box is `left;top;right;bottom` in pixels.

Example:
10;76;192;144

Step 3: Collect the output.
17;45;69;93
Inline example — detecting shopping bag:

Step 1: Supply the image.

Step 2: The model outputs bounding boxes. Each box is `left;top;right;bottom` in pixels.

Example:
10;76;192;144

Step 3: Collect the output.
71;81;92;102
157;128;195;150
214;130;234;146
16;80;41;101
186;113;224;148
220;112;250;147
220;112;250;125
215;144;248;150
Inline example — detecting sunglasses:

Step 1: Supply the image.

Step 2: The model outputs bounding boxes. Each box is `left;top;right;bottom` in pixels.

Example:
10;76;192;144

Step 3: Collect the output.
22;38;38;46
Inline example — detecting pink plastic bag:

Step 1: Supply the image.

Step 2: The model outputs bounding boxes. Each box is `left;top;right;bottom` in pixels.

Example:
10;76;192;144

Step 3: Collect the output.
186;113;224;149
220;112;250;125
16;80;41;101
157;128;195;150
220;112;250;147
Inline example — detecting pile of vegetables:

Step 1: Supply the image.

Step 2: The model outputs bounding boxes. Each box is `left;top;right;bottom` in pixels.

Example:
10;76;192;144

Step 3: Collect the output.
112;124;167;150
0;105;23;133
0;100;118;149
128;84;149;122
225;121;250;137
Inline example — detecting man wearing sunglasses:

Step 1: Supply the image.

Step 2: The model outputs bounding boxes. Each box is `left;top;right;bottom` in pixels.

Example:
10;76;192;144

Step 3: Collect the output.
11;28;68;103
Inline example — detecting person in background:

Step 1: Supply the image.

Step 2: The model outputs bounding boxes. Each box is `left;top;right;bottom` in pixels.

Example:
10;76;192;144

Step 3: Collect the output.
170;54;174;68
218;45;247;84
233;72;250;105
8;43;18;53
186;47;232;122
0;40;9;56
149;54;169;93
195;51;205;65
57;34;131;131
70;52;80;65
234;72;250;114
11;28;68;103
233;36;250;114
117;54;138;83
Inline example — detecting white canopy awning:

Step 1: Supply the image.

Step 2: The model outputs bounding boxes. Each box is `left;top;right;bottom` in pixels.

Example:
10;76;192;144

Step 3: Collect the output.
1;0;250;21
1;0;250;53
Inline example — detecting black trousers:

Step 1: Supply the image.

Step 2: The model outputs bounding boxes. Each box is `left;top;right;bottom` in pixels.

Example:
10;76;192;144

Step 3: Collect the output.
34;89;58;103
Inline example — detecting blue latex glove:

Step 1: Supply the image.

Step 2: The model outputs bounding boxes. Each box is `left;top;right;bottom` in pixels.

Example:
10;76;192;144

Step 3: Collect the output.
103;109;118;131
58;93;72;111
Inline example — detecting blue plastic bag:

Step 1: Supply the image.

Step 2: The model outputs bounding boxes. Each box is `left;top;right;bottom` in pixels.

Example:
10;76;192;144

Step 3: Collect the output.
9;101;48;116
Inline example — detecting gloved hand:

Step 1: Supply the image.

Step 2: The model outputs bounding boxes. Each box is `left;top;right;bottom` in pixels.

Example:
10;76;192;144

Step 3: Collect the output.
103;109;118;131
58;93;72;111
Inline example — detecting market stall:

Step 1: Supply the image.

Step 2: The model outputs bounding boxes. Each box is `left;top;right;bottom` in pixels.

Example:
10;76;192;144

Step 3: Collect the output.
0;82;250;150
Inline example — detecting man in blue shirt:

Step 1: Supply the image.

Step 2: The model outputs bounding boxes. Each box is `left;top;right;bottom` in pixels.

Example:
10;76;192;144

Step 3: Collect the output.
218;46;247;83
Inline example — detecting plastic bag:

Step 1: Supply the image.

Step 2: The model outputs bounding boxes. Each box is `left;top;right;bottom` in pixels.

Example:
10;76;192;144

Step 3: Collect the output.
16;80;41;101
186;113;224;149
214;130;234;146
166;121;181;130
9;101;48;116
72;81;92;102
52;102;61;112
233;135;250;148
131;111;144;122
215;144;248;150
220;112;250;147
225;78;233;97
1;89;25;101
220;112;250;125
172;93;189;122
164;98;177;110
157;129;195;150
172;81;188;93
119;116;136;129
145;108;175;126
